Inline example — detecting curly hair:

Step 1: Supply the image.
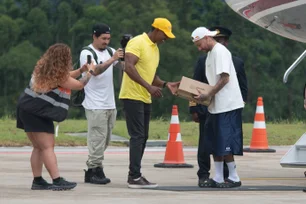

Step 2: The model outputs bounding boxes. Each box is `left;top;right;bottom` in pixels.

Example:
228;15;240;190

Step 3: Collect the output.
32;43;72;93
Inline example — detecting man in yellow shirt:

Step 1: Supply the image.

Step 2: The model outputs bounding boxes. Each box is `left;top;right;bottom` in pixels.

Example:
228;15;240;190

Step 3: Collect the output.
119;17;180;189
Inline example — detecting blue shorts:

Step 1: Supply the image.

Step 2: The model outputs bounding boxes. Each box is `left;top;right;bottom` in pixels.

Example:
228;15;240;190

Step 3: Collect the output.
203;108;243;156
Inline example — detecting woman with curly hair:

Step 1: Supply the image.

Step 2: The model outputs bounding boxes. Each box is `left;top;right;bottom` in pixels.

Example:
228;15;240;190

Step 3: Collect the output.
16;43;95;191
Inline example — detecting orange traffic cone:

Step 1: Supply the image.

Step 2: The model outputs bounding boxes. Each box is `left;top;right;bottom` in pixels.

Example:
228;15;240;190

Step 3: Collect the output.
154;105;193;168
244;97;276;153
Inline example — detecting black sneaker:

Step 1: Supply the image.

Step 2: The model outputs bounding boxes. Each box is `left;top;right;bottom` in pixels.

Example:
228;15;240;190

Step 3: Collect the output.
84;167;111;185
127;176;158;189
84;169;91;183
198;177;210;188
52;177;77;191
223;178;242;188
198;178;218;188
31;178;53;190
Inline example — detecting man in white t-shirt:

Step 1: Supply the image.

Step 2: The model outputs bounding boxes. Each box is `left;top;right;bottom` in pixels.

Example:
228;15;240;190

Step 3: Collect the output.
80;23;124;185
190;27;244;188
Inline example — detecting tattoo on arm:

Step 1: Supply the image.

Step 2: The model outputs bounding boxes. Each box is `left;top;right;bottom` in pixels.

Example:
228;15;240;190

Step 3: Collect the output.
94;64;108;76
79;73;91;86
210;73;229;96
93;58;116;76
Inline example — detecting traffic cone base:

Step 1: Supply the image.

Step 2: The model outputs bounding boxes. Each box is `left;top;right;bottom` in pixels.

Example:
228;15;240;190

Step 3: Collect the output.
244;97;275;153
154;141;193;168
154;105;193;168
243;147;276;153
154;163;194;168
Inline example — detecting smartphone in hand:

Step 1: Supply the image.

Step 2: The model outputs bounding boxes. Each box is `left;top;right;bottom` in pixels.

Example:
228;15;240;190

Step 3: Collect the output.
87;55;91;64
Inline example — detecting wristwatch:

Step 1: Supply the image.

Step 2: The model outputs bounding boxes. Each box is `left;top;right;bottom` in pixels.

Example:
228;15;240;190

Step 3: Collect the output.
163;82;168;88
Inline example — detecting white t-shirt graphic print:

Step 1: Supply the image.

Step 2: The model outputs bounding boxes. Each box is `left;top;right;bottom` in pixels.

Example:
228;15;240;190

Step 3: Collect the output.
79;44;118;109
205;43;244;114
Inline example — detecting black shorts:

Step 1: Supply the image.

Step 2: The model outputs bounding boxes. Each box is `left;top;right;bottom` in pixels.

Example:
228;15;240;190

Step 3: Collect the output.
16;106;54;134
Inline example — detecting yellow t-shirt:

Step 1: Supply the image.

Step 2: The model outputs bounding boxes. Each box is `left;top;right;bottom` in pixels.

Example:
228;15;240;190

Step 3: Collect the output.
119;33;159;104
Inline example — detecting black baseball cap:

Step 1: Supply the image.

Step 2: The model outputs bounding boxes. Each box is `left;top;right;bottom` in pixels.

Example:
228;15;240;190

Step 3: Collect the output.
209;26;232;38
92;23;111;36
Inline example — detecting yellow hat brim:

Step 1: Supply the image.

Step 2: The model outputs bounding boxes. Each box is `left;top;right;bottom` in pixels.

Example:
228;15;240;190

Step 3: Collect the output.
164;31;175;38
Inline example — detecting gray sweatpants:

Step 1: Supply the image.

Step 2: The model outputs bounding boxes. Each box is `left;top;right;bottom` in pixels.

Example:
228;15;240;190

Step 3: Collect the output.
85;109;117;169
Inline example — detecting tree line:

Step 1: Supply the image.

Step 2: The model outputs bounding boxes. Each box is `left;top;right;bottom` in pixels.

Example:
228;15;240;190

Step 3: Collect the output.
1;0;306;122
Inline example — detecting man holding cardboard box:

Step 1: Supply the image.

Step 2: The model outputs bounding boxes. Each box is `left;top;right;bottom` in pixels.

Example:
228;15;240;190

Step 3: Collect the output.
190;27;244;188
189;26;248;187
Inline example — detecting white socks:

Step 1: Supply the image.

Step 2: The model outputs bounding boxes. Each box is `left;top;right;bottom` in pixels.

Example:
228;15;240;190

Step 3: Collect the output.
213;161;224;183
213;161;240;183
226;161;240;182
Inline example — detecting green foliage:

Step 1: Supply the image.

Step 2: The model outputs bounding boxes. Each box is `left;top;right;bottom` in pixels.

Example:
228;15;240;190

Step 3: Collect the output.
26;7;51;49
0;41;41;116
0;15;20;54
1;0;306;122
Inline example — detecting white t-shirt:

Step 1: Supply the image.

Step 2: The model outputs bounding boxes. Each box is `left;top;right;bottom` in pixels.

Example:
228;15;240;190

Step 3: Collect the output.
205;43;244;114
79;44;118;109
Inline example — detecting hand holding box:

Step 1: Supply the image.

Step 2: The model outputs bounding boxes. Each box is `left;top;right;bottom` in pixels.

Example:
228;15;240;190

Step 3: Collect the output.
177;76;213;106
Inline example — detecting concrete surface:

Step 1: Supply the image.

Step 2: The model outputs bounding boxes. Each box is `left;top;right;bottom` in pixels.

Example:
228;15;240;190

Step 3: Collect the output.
0;146;306;204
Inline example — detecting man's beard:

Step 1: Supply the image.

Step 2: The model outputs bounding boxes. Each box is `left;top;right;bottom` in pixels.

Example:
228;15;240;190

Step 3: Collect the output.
98;44;107;51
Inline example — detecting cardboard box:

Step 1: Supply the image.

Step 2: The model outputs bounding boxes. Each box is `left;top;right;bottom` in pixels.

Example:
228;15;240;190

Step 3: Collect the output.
177;76;213;106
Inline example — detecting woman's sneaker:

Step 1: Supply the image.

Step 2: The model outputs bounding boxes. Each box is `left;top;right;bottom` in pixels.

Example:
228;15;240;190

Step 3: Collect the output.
127;176;158;189
31;177;53;190
52;177;77;191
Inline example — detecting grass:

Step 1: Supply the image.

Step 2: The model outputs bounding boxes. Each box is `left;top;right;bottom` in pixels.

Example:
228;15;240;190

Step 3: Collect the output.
0;118;305;147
